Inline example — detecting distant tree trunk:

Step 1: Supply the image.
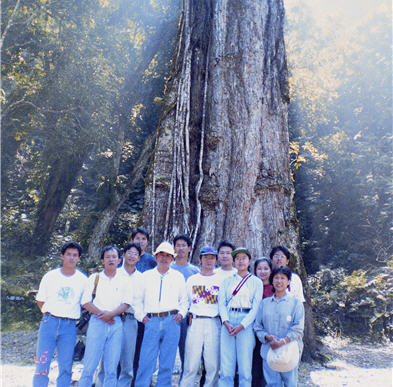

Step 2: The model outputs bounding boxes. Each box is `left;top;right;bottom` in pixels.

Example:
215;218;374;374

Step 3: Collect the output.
86;132;156;263
31;144;92;255
142;0;317;358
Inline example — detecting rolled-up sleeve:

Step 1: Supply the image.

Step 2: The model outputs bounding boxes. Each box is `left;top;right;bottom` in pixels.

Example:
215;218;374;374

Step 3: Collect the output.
81;274;96;306
287;298;304;341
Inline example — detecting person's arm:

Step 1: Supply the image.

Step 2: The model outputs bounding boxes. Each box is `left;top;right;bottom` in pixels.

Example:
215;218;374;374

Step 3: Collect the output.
286;298;305;342
240;277;263;329
134;273;146;322
218;278;232;332
254;300;270;343
174;275;188;322
37;301;45;311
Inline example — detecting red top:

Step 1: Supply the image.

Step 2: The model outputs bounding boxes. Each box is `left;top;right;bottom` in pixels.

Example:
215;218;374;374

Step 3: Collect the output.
263;283;274;299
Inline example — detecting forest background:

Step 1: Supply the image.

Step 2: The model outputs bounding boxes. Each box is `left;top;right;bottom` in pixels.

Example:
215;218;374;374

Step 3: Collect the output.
1;0;392;345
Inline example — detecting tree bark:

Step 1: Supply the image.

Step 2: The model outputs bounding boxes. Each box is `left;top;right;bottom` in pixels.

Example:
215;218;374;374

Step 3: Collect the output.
142;0;317;358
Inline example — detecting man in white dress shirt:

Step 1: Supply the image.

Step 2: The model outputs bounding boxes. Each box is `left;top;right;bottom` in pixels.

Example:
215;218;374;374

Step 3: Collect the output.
269;245;305;303
215;240;237;282
78;246;133;387
134;241;188;387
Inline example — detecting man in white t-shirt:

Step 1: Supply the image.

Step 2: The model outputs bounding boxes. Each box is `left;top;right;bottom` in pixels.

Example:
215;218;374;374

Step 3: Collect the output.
134;241;188;387
33;241;87;387
270;245;305;303
214;240;237;281
180;246;223;387
78;246;133;387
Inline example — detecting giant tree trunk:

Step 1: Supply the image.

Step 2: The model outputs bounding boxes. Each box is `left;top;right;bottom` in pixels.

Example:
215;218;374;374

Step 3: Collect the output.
142;0;316;358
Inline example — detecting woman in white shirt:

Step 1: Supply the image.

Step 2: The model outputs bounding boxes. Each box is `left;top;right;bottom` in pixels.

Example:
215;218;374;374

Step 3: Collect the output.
218;247;263;387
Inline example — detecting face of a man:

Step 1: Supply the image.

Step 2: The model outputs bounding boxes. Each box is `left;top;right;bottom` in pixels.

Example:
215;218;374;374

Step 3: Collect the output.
61;248;80;269
174;239;191;260
271;250;289;268
200;254;217;271
101;248;121;271
218;246;233;268
124;247;140;267
155;252;174;272
132;233;148;253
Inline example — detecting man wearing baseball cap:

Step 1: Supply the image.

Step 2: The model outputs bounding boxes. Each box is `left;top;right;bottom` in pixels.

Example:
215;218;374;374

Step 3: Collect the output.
180;246;223;387
134;241;188;387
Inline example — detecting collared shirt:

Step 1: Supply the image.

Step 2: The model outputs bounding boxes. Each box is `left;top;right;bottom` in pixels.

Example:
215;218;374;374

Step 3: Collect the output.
218;273;262;329
171;262;200;281
186;272;222;317
118;265;143;314
136;253;157;273
36;268;87;319
134;267;188;321
288;272;305;302
254;294;304;359
81;270;133;311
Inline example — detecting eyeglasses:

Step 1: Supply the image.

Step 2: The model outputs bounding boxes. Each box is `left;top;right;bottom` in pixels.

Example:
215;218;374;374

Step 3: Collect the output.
125;251;139;256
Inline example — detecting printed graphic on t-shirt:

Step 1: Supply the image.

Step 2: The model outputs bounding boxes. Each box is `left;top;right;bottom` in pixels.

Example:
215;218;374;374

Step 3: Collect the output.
192;285;219;304
57;287;74;304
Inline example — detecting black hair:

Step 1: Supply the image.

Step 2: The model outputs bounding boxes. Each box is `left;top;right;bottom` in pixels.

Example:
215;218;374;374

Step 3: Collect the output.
254;257;273;275
123;242;142;256
100;246;121;260
269;245;291;263
130;227;150;241
217;240;235;253
173;234;192;247
61;241;82;257
269;266;292;292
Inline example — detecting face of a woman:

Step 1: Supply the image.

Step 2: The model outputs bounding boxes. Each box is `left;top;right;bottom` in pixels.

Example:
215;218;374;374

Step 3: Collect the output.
272;272;290;293
256;261;271;282
271;250;289;267
234;252;250;272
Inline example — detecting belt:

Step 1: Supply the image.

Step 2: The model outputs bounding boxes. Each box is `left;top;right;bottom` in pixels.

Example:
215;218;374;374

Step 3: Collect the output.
193;314;219;319
230;307;251;313
147;310;178;318
44;312;77;321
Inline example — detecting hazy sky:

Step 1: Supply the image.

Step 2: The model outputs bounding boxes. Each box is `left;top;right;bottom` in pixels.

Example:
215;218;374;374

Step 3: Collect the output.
285;0;386;24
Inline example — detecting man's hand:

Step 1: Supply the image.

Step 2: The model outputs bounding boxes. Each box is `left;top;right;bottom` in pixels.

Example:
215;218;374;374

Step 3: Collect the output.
223;321;234;333
142;315;151;325
173;313;183;323
98;311;115;324
269;337;285;350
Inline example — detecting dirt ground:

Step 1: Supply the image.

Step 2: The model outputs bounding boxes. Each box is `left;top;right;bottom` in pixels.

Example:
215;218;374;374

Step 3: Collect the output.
1;331;392;386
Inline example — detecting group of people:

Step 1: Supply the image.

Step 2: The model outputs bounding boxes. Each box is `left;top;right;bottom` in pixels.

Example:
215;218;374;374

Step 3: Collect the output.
33;227;305;387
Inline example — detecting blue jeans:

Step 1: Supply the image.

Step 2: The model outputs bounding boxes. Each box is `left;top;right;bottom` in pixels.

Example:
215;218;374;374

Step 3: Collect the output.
134;315;180;387
219;311;256;387
78;315;123;387
117;314;138;386
263;360;298;387
95;314;138;387
33;314;76;387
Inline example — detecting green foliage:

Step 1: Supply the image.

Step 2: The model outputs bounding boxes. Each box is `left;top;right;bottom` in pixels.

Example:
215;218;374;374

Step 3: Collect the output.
286;1;392;273
309;265;393;342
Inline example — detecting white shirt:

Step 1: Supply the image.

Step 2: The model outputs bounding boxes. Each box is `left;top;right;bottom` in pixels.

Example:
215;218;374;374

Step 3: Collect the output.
134;267;188;321
118;265;143;314
186;272;223;317
81;270;133;311
36;268;87;319
214;267;237;283
288;272;305;302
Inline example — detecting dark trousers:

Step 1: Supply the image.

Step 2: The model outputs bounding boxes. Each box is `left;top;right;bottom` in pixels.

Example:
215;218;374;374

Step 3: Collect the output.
251;338;265;387
131;321;145;387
